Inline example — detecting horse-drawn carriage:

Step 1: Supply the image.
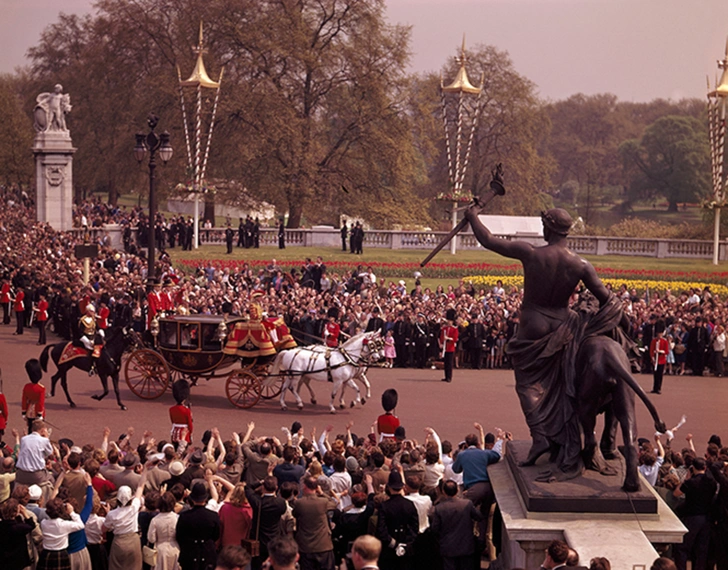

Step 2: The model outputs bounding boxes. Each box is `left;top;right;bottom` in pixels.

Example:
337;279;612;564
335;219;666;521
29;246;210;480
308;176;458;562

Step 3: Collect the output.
123;312;384;411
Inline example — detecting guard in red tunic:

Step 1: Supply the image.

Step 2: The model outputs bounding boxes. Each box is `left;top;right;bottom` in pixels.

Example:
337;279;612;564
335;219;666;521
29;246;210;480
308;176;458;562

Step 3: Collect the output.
650;321;670;395
147;279;163;329
324;307;341;347
0;375;8;443
36;294;49;345
377;388;400;442
440;308;459;383
22;359;45;434
169;379;193;446
0;278;11;324
13;287;25;335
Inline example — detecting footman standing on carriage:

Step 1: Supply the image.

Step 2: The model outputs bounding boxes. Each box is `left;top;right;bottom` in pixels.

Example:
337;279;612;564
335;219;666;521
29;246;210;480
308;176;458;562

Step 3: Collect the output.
147;279;163;329
169;379;193;446
22;359;46;434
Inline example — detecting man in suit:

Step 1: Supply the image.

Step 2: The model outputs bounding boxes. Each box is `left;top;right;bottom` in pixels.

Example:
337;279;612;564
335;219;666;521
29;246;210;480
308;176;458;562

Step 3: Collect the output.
375;471;418;570
467;314;485;370
176;482;221;570
292;476;337;570
245;476;288;570
340;222;348;252
430;480;484;570
365;307;384;335
351;535;381;570
225;225;234;254
60;451;89;512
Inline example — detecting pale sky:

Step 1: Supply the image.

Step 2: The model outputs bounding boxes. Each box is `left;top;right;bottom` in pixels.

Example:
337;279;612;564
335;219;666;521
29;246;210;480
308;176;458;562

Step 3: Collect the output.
2;0;728;102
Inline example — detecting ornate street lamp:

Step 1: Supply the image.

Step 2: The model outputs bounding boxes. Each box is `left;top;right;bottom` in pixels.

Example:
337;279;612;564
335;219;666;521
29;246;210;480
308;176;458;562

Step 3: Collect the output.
135;113;173;288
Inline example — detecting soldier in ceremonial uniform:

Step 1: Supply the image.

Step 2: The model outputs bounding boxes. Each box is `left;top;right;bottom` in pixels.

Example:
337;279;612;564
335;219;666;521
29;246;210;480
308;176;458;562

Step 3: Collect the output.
440;308;459;383
0;276;11;324
412;314;429;369
79;304;103;375
377;388;400;442
36;293;49;345
22;359;45;434
169;379;193;446
324;307;341;347
13;286;25;335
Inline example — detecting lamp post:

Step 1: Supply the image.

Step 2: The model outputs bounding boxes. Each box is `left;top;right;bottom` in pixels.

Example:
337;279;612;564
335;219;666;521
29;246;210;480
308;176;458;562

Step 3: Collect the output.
135;113;173;288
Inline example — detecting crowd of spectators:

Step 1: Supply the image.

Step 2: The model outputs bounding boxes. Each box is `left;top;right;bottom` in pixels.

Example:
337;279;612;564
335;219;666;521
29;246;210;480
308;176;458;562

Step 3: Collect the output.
0;190;726;569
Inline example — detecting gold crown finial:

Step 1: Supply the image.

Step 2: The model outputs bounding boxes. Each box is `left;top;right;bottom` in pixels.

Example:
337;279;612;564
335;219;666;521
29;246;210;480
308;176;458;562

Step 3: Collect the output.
180;21;221;89
711;36;728;98
441;35;481;95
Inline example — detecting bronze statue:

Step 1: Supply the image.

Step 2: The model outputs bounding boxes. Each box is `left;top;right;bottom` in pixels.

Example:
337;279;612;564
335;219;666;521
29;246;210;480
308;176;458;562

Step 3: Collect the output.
464;203;665;491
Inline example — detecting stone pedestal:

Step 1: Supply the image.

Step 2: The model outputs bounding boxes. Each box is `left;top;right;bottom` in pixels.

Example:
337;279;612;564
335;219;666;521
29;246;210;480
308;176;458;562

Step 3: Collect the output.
33;131;76;231
491;444;687;568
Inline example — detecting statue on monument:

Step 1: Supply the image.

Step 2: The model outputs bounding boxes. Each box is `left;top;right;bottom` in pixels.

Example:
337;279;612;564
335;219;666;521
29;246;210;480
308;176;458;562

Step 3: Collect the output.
34;84;72;133
463;194;666;492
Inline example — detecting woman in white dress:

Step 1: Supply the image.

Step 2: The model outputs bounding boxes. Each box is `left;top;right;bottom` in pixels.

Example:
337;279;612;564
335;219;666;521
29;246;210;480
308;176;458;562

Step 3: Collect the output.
147;492;180;570
103;464;148;570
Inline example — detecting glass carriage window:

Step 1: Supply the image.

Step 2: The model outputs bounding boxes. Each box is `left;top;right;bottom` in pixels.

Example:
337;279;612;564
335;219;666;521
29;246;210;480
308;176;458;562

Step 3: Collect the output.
180;323;199;350
201;323;222;351
159;322;178;349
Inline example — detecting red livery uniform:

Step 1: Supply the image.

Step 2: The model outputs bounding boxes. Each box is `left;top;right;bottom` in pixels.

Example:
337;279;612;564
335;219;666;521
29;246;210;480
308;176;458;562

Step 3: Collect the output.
36;300;49;322
97;305;110;330
22;382;45;422
161;290;174;313
0;282;10;304
169;404;193;443
14;289;25;313
325;321;340;347
147;289;163;328
439;324;459;353
0;393;8;435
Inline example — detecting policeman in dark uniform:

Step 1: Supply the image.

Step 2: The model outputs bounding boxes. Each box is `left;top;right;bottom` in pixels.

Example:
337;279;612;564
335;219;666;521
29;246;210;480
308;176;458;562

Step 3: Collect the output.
341;221;348;252
225;225;234;254
467;313;485;369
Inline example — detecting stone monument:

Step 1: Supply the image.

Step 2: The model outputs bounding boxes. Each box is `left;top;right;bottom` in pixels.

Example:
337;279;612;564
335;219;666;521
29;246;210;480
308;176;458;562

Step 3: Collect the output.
33;84;75;231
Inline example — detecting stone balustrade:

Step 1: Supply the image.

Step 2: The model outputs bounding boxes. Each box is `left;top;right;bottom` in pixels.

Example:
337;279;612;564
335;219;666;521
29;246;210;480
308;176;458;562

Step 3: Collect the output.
69;226;728;260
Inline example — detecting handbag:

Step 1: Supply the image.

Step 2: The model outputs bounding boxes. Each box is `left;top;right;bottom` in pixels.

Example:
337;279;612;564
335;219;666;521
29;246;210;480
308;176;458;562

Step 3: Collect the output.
142;544;157;566
241;502;262;557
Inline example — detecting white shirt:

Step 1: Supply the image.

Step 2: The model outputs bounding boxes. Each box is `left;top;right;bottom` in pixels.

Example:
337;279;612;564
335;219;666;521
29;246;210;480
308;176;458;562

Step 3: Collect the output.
639;456;664;486
40;513;85;550
405;492;432;533
329;471;352;510
713;332;726;352
85;513;106;544
17;432;53;472
104;496;141;534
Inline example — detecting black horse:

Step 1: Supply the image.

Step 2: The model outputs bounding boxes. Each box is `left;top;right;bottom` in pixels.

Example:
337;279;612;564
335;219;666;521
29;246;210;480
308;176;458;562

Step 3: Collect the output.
39;326;134;410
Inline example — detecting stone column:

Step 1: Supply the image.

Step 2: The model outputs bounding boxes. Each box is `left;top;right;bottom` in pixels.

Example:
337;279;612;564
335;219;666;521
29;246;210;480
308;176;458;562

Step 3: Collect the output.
33;131;76;232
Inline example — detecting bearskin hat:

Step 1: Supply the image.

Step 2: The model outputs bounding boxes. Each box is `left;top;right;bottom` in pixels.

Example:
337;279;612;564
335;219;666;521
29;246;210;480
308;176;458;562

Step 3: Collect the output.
327;306;340;319
381;388;398;412
25;359;43;384
445;308;457;322
172;379;190;405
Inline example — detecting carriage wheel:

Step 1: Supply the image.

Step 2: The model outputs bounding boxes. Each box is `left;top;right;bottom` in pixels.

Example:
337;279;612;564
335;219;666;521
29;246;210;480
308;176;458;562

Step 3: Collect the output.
260;376;283;400
225;370;262;409
124;349;171;399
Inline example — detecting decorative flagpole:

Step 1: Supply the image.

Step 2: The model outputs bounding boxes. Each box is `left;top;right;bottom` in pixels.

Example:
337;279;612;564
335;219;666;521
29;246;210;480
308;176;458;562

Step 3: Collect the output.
437;36;484;255
707;37;728;265
178;22;222;250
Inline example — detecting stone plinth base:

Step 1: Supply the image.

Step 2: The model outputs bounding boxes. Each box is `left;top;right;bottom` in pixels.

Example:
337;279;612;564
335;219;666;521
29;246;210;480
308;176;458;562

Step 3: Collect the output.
34;131;76;232
506;440;657;514
491;443;686;569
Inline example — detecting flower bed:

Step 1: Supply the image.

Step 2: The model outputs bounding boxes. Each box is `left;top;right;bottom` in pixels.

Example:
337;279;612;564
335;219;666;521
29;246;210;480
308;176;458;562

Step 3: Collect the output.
176;257;728;285
462;275;728;298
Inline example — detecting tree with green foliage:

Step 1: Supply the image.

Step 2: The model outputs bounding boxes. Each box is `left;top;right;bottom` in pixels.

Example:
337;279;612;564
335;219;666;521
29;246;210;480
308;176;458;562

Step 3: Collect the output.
620;115;710;212
0;74;34;189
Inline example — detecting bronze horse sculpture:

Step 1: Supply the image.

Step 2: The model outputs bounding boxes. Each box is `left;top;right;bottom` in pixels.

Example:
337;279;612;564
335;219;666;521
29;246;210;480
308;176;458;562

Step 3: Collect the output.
39;326;134;410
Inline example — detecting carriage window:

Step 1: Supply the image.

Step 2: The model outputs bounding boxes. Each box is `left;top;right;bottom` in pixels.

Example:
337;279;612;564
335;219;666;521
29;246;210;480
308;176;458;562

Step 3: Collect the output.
180;323;199;350
202;323;222;351
159;322;178;349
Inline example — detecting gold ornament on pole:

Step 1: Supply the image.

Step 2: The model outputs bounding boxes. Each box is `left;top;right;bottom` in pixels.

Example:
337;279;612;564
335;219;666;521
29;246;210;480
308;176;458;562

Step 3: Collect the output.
177;22;223;250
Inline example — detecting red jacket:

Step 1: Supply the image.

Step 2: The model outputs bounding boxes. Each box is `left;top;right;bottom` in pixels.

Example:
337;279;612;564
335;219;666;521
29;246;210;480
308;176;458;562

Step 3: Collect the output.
37;300;49;322
22;383;45;419
14;290;24;312
440;324;459;353
147;291;162;327
650;337;670;366
377;413;400;440
325;322;340;347
0;283;10;304
97;306;109;329
0;394;8;430
169;404;193;442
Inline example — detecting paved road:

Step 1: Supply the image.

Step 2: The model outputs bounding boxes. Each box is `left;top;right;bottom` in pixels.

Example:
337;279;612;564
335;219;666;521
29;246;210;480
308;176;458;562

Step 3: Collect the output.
0;324;723;453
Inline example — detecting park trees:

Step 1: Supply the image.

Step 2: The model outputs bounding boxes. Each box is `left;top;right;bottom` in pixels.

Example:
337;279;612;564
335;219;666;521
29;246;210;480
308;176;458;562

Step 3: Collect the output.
0;74;33;189
620;115;710;212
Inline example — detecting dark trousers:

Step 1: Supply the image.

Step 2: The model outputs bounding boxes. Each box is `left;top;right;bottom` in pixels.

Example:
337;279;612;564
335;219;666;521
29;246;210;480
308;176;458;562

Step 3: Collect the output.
226;240;233;254
713;349;724;376
469;347;482;369
38;320;47;344
444;351;454;381
652;363;664;392
442;555;474;570
15;310;24;334
279;237;285;249
298;550;335;570
342;238;347;251
1;302;9;324
674;514;711;570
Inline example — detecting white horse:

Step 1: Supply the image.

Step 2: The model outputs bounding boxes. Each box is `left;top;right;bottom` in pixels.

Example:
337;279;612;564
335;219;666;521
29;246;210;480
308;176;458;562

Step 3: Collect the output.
267;331;383;413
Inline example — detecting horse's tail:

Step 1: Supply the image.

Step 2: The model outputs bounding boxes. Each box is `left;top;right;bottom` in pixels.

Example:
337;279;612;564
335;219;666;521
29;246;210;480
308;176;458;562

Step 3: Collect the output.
40;344;53;372
605;342;667;434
